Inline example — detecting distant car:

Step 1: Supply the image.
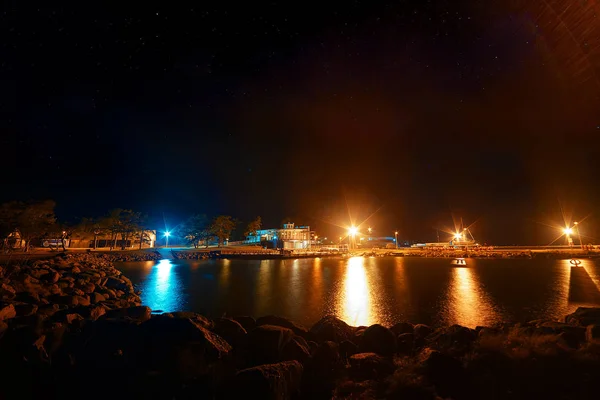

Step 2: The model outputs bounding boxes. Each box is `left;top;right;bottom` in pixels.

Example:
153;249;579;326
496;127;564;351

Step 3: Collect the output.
42;239;65;248
385;243;396;249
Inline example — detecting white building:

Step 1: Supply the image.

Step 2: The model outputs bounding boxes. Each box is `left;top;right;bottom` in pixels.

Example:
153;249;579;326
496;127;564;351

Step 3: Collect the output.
246;222;312;250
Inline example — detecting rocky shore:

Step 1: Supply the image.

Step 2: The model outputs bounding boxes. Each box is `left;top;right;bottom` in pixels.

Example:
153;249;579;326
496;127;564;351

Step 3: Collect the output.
91;249;163;262
1;254;600;399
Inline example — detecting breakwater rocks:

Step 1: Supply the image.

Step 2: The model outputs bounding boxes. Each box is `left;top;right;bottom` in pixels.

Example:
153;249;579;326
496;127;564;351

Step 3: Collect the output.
0;253;141;319
1;256;600;399
172;250;222;260
92;250;163;262
411;249;534;259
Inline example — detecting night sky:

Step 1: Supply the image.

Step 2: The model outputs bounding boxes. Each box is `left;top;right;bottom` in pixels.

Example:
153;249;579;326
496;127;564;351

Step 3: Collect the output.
2;1;600;244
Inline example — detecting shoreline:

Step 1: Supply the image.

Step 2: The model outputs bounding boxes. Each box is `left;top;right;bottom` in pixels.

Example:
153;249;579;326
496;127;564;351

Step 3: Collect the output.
3;247;599;264
1;253;600;399
171;248;600;261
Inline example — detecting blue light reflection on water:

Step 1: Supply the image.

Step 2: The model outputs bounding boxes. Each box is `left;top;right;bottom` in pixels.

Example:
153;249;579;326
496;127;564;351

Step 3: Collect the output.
139;259;186;312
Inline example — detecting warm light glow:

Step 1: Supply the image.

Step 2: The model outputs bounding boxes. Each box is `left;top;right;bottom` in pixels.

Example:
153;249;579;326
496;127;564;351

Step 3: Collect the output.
338;257;374;326
444;262;500;327
348;226;358;236
454;232;462;240
564;227;573;235
395;231;398;235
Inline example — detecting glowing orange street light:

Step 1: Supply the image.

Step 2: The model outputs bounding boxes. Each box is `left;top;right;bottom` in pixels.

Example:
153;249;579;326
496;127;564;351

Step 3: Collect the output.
348;226;358;249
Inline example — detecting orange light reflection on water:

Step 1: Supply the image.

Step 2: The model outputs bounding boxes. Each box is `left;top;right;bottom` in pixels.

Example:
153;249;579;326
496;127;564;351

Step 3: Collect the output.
444;261;500;328
254;260;272;316
218;258;231;292
336;257;376;327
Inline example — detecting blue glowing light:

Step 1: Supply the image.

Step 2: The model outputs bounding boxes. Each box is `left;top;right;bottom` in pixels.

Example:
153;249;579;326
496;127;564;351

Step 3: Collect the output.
164;231;171;237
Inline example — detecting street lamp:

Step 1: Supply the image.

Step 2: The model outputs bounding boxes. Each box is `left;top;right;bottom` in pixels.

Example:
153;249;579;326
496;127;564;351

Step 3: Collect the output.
164;231;171;248
563;227;573;247
395;231;398;249
348;226;358;249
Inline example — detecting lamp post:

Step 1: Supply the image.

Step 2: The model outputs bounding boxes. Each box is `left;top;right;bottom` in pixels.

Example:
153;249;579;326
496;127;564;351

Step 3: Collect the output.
574;222;583;250
563;227;573;247
165;231;170;248
395;231;398;249
348;226;358;250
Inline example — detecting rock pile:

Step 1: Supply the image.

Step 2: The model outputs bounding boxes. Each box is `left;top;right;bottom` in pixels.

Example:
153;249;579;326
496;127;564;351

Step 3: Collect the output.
93;250;162;262
1;255;600;399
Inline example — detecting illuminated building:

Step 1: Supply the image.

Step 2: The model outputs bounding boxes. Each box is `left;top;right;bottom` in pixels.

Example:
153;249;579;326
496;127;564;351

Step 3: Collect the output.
245;222;312;249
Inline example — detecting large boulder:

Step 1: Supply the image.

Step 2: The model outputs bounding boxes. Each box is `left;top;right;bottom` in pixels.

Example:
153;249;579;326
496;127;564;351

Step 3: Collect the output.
0;303;16;321
348;352;394;381
232;315;256;332
0;283;16;300
28;268;50;280
213;318;247;349
358;324;397;356
427;324;477;354
166;311;213;329
397;333;415;355
103;306;152;323
140;315;232;380
586;324;600;343
413;324;433;340
247;325;294;365
256;315;312;340
339;340;358;359
229;361;303;400
565;307;600;326
418;348;467;399
13;302;38;317
312;341;341;373
43;270;60;284
390;321;414;335
310;316;354;343
281;335;311;365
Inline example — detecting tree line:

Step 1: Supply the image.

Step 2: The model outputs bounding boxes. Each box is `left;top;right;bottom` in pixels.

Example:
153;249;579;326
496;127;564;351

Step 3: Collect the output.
0;199;263;252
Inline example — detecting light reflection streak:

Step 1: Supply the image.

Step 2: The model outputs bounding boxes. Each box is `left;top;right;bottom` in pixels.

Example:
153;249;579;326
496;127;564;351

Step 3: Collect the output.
308;257;324;312
254;260;272;316
393;257;411;315
287;259;301;314
218;258;231;292
140;259;184;312
444;262;499;328
337;257;375;326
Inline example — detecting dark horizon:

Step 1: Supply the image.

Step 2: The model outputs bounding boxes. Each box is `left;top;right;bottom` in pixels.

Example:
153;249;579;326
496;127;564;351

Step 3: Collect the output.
3;1;600;245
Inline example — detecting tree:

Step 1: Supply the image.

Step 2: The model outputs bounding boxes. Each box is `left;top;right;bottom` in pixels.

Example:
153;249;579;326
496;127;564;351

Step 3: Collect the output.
210;215;237;247
72;217;105;249
115;209;144;250
180;214;212;248
0;200;57;252
244;216;262;238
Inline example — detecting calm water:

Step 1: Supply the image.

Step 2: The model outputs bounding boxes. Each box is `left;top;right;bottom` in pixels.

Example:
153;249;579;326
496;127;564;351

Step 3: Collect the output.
116;256;600;328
